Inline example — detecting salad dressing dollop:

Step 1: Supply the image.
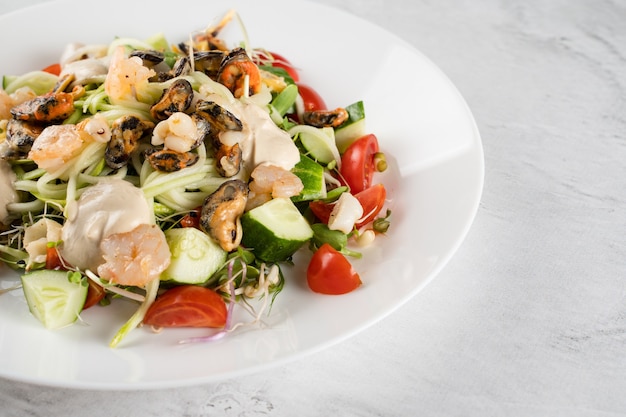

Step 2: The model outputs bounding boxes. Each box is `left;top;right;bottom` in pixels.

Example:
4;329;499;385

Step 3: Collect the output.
60;178;152;272
204;93;300;175
0;159;17;224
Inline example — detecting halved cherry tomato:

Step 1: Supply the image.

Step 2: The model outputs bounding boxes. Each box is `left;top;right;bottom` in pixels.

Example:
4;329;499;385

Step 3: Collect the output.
340;134;380;194
83;280;106;310
297;83;327;112
309;183;387;228
42;63;61;76
307;243;362;295
354;183;387;227
143;285;227;328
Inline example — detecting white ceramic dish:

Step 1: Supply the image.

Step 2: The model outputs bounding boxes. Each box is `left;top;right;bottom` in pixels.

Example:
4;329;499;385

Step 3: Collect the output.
0;0;483;390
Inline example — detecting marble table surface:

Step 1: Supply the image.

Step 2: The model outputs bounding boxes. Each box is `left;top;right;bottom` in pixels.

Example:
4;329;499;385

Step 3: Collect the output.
1;0;625;416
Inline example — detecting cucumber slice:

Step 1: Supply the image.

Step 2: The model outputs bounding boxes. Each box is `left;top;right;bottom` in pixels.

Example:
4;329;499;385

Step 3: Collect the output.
145;32;170;52
291;154;327;203
241;197;314;263
335;119;366;153
335;101;366;152
21;270;88;330
3;71;58;95
271;83;298;116
289;125;341;166
2;75;18;90
162;227;227;285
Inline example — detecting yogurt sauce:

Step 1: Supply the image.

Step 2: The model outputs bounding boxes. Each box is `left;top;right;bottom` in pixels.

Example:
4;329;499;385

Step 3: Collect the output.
203;93;301;175
60;178;152;272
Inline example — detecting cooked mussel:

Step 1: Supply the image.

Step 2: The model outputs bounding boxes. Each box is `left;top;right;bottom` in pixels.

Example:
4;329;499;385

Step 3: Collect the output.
199;179;248;252
216;47;261;98
1;119;45;159
302;108;349;128
150;78;194;121
144;147;199;172
105;115;154;169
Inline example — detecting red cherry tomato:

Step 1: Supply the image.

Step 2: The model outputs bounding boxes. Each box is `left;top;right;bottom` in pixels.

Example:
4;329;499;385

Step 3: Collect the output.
297;83;327;112
340;134;380;194
264;51;299;82
309;183;387;228
307;243;362;295
83;279;106;310
143;285;227;328
180;207;201;229
45;246;63;270
42;63;61;76
354;183;387;227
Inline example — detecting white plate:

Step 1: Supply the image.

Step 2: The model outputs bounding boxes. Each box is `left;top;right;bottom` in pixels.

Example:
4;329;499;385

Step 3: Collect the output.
0;0;483;390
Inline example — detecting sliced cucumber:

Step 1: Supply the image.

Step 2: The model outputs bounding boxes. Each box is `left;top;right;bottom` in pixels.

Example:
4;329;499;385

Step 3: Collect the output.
3;71;58;95
291;154;327;203
2;75;18;90
335;119;367;153
162;227;227;285
241;197;314;263
289;125;341;166
145;32;170;52
335;101;366;152
271;83;298;116
21;270;88;330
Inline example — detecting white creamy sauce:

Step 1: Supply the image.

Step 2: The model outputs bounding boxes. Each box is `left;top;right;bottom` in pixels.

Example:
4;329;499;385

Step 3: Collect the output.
60;178;151;272
0;159;17;224
203;93;301;175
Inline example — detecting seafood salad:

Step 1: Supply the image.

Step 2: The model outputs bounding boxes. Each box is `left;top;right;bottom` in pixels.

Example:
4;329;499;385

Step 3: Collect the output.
0;10;391;347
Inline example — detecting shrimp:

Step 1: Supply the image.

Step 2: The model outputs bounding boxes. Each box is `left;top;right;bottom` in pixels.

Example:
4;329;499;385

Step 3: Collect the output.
151;112;203;153
27;124;91;171
104;45;156;102
97;223;171;287
246;164;303;211
217;48;261;98
77;113;112;143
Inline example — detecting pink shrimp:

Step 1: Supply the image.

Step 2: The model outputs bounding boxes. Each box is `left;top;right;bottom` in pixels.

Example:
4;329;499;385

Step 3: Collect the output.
104;45;156;102
97;223;171;287
246;164;303;211
27;124;91;171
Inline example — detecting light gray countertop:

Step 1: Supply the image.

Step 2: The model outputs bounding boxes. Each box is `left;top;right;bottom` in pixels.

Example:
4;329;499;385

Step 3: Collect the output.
1;0;625;416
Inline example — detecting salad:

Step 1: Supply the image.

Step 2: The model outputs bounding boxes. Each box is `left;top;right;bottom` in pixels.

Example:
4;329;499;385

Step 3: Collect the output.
0;10;391;347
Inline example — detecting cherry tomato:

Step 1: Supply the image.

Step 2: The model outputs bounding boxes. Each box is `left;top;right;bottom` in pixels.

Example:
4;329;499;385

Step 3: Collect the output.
143;285;227;328
261;51;299;82
309;183;387;228
42;63;61;76
83;279;106;310
180;207;201;229
307;243;362;295
354;183;387;227
45;246;63;270
297;83;327;112
340;134;380;194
